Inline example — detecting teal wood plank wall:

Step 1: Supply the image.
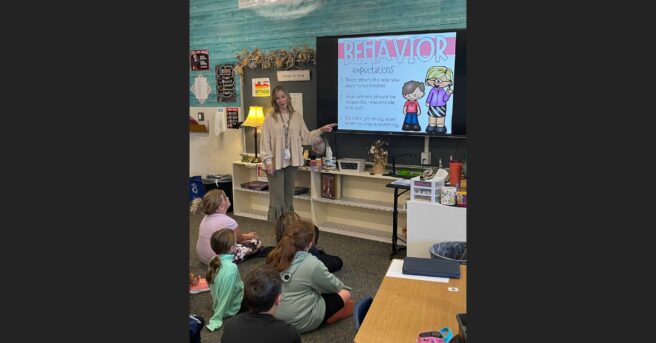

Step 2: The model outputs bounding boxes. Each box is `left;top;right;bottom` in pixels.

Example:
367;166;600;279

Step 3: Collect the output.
190;0;466;107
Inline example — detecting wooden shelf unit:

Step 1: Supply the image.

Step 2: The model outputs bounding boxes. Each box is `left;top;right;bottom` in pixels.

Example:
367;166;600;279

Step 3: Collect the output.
232;161;408;243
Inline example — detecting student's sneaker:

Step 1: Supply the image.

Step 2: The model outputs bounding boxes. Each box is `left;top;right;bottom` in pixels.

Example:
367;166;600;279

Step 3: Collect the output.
326;299;355;324
190;277;210;294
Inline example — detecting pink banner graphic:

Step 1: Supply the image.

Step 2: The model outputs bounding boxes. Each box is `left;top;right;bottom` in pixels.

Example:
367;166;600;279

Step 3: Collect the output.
338;36;456;60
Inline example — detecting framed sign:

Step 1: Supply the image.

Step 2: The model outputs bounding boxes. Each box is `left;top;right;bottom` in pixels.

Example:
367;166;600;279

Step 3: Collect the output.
252;78;270;97
226;107;240;129
190;49;209;71
277;70;311;81
215;64;236;102
321;173;341;199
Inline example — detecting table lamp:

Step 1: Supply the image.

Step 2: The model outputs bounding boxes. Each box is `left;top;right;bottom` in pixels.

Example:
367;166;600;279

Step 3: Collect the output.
242;106;265;163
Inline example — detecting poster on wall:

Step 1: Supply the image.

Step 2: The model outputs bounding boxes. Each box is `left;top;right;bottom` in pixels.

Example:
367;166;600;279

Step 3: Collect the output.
190;74;212;104
215;64;236;102
226;107;240;129
290;93;303;117
252;78;270;97
190;49;209;71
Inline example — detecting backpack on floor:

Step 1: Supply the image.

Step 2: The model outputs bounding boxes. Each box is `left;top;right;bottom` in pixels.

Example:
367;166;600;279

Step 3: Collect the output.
189;314;205;343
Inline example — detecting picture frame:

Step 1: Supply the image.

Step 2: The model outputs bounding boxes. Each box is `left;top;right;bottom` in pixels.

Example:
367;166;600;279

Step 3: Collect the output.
321;173;341;199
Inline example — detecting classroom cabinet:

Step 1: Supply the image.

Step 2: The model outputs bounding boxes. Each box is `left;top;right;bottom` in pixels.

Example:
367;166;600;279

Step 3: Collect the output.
232;161;408;244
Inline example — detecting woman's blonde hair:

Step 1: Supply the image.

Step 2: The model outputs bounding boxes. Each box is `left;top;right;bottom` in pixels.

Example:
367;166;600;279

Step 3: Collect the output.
189;189;226;215
206;228;236;285
425;66;454;91
266;220;315;272
269;85;296;122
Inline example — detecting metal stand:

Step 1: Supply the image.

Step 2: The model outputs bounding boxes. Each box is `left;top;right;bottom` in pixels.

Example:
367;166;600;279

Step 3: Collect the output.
387;183;409;258
251;128;262;163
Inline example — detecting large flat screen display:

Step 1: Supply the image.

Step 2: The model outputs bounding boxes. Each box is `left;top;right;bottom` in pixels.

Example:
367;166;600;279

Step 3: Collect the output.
317;30;466;136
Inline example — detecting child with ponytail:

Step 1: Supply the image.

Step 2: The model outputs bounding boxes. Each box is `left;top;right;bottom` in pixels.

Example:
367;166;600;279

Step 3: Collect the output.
266;220;354;333
191;189;263;264
205;228;247;331
275;212;343;273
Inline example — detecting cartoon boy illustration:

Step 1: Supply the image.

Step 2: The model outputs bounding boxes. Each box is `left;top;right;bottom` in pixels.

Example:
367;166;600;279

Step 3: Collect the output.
401;81;425;131
425;66;454;134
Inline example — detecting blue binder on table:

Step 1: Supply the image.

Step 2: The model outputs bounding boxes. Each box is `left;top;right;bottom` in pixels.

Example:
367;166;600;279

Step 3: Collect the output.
402;257;461;279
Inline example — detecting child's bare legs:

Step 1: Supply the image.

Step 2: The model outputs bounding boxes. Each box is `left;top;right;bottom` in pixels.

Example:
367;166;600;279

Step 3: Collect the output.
435;116;447;134
190;272;199;285
338;289;351;304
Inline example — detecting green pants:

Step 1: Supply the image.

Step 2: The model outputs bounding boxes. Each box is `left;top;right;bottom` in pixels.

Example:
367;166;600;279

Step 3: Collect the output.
266;165;297;223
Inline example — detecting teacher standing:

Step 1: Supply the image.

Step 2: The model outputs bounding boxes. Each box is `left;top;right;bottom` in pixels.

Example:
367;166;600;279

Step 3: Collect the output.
260;85;336;223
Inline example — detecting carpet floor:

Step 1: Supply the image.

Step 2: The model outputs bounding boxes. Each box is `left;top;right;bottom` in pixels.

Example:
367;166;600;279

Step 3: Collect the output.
189;212;405;343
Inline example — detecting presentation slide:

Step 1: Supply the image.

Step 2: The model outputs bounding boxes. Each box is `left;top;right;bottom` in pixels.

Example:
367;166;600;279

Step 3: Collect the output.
337;32;457;134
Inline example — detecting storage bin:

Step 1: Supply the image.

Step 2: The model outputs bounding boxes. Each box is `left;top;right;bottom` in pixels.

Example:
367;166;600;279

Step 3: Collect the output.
429;241;467;264
411;175;444;203
189;176;205;201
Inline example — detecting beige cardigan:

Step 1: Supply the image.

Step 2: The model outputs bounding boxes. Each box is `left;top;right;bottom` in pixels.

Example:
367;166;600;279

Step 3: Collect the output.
260;111;322;170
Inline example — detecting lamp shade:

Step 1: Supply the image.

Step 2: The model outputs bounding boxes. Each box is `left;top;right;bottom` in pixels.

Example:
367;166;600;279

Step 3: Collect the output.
242;106;265;128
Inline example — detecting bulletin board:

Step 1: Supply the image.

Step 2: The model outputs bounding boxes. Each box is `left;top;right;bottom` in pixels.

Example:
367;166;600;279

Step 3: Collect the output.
242;64;317;153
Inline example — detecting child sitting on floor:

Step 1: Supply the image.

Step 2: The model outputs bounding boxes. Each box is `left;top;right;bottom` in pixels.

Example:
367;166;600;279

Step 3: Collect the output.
275;212;343;273
191;189;263;264
206;228;248;331
266;220;354;333
221;265;301;343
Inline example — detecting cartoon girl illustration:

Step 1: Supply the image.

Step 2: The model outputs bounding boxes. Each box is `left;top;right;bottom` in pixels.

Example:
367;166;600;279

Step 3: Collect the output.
425;66;454;134
401;81;425;131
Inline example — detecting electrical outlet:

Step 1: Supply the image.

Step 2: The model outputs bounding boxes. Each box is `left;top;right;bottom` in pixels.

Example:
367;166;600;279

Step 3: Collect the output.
421;152;431;165
197;112;204;121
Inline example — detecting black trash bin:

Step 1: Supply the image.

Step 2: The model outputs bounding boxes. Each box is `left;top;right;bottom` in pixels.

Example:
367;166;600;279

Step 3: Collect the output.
430;241;467;264
202;174;233;213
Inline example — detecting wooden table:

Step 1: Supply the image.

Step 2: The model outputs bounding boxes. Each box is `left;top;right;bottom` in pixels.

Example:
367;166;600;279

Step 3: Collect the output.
354;264;467;343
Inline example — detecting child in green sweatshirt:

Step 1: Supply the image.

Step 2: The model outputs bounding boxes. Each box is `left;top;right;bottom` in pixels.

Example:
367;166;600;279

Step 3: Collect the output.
206;228;246;331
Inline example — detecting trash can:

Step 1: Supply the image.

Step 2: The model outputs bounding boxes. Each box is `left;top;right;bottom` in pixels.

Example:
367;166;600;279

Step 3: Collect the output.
189;176;205;201
202;174;233;213
430;241;467;264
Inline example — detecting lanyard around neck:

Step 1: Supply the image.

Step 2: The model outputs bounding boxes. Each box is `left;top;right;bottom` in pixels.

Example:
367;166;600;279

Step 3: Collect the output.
281;112;290;149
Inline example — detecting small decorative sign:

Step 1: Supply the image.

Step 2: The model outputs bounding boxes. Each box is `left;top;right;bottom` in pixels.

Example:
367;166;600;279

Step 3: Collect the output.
215;64;236;102
190;74;212;104
190;49;209;71
277;70;311;81
226;107;240;129
252;77;271;97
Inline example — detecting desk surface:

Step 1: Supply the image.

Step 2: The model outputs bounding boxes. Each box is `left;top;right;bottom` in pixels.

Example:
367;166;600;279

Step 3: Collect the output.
354;264;467;343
